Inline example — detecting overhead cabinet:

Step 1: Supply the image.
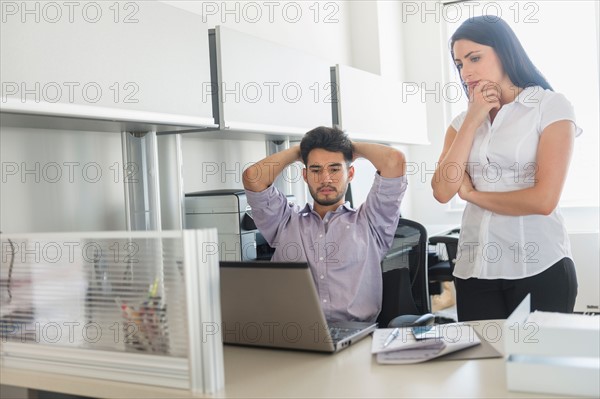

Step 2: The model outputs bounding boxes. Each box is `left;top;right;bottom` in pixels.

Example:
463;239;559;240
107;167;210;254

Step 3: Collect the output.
0;2;214;120
209;26;333;138
0;3;219;232
0;99;216;134
332;64;429;145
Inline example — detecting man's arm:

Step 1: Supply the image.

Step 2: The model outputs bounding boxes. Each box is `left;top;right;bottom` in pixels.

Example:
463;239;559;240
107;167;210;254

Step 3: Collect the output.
242;146;302;192
352;142;405;178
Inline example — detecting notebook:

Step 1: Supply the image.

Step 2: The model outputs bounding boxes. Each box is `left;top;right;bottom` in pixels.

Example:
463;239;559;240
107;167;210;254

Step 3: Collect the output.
219;261;377;353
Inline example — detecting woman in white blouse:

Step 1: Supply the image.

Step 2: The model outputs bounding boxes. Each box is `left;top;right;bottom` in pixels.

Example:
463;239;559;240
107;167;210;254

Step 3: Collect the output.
432;16;580;321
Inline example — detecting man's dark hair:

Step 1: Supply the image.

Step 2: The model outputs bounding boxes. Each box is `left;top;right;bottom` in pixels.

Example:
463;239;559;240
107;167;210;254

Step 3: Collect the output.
300;126;353;165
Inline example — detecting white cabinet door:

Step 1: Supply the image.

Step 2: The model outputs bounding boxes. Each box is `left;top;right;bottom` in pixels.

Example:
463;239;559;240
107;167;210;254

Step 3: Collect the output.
333;64;429;145
212;25;332;137
0;2;213;119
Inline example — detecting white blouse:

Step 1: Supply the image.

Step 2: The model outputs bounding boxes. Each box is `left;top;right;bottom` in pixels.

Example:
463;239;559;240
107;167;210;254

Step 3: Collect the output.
451;86;582;280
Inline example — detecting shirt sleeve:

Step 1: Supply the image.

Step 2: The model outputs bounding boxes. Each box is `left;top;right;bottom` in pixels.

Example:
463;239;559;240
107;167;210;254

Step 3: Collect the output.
450;111;467;132
540;92;583;137
361;174;408;255
244;186;293;246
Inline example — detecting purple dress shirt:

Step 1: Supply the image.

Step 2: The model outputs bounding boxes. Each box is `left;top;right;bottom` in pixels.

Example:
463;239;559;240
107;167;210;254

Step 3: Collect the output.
245;174;407;322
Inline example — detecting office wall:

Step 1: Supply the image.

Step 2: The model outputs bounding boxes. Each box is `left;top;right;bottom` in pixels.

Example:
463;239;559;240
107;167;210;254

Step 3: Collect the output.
181;137;266;193
163;1;353;64
395;4;455;225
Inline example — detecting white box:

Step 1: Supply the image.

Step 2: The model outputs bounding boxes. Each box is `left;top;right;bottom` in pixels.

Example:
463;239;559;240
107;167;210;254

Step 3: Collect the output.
505;295;600;357
504;295;600;397
506;354;599;397
504;312;599;358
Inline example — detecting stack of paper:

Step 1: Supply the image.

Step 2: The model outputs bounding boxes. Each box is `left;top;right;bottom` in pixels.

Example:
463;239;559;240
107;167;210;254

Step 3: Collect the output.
371;323;481;364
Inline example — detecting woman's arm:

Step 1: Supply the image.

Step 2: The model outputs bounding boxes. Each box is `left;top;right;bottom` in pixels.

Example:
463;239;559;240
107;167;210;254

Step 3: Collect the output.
459;120;575;216
432;81;500;203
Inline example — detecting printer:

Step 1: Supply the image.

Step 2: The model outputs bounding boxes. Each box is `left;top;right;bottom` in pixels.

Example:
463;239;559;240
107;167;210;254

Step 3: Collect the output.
185;189;274;261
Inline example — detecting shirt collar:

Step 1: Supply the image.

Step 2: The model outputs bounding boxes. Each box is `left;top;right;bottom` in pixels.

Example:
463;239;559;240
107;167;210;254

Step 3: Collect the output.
513;85;545;108
299;201;356;216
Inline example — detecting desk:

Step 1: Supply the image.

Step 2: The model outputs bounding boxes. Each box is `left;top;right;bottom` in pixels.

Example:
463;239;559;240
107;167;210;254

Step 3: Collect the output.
0;321;564;398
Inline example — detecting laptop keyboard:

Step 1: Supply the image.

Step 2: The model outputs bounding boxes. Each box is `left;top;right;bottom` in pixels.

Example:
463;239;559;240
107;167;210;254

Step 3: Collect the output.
328;326;362;343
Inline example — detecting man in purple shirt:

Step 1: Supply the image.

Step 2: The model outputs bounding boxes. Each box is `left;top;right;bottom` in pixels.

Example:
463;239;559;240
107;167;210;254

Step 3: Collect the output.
242;127;407;322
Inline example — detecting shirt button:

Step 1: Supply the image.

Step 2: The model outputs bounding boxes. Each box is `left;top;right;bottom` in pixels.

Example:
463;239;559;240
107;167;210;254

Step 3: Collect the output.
322;299;328;303
320;275;324;279
346;225;350;229
319;257;324;261
319;234;323;238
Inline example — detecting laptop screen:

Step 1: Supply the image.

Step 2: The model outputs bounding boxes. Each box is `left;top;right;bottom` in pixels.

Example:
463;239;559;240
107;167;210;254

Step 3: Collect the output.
219;261;337;351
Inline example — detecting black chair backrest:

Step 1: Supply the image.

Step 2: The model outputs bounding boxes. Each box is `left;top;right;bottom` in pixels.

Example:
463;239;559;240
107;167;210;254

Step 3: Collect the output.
429;233;460;274
378;218;430;327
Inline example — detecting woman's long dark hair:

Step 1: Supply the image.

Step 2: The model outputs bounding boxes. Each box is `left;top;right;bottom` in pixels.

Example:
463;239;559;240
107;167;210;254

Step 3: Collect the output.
450;15;553;94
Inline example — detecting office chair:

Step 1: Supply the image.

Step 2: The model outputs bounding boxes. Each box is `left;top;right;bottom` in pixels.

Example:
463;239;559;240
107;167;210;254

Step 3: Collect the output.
428;228;460;295
377;218;431;328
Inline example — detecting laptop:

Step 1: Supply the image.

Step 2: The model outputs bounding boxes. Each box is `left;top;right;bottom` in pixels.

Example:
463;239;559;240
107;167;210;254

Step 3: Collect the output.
219;261;378;353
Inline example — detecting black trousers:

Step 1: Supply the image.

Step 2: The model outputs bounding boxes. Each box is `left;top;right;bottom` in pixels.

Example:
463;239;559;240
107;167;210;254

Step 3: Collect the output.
455;257;578;321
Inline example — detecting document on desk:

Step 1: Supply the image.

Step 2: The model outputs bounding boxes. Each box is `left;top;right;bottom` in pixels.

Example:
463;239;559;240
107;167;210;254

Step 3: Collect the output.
371;323;481;364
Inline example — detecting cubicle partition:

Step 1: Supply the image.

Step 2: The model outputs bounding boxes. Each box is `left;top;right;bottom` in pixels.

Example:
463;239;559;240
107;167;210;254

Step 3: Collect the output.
0;229;223;394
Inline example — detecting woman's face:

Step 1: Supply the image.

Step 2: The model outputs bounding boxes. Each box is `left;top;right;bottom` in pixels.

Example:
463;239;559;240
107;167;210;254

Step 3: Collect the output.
452;39;509;91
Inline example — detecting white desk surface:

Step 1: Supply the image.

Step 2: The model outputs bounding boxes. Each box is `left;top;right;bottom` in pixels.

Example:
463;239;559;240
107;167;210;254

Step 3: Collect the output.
1;321;563;398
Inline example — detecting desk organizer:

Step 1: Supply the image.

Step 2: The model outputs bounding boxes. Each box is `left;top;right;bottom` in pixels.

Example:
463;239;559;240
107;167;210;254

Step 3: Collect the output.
504;295;600;397
0;229;223;394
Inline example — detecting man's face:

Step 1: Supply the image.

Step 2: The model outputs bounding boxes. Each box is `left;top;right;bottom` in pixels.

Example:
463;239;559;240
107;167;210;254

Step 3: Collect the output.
302;148;354;207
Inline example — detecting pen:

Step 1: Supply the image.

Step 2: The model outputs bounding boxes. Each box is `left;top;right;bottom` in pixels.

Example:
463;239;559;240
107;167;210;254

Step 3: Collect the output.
382;327;400;348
